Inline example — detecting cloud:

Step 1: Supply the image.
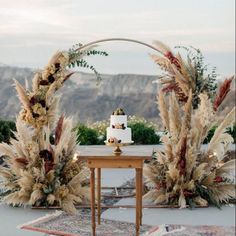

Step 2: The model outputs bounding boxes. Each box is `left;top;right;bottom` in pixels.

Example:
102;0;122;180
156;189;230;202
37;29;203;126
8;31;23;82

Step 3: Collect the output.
0;0;234;74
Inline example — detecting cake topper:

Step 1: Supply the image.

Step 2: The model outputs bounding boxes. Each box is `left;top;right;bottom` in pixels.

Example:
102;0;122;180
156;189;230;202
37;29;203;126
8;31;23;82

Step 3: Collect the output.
112;108;125;115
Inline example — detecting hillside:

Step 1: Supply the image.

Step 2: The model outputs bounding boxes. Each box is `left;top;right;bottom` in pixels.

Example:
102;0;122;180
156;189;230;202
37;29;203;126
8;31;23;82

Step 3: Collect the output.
0;66;159;122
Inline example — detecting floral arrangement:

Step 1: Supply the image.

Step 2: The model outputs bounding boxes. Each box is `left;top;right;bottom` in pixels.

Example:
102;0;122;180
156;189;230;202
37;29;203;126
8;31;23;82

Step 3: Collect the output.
144;41;235;208
112;108;126;115
0;45;107;213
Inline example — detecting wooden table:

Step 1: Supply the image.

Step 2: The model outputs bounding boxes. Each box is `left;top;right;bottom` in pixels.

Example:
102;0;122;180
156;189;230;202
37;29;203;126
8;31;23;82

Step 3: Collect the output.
79;146;152;236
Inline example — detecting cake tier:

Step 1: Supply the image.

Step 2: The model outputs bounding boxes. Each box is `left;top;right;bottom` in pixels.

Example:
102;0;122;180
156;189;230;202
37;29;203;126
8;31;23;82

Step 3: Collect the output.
110;115;127;128
106;127;132;143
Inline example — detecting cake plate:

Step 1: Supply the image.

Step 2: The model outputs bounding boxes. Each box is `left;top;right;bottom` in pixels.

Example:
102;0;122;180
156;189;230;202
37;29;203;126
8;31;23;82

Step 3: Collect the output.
104;141;134;154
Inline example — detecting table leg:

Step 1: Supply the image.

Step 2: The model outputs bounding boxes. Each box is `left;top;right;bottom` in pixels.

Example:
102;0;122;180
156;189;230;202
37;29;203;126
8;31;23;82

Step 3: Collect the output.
140;168;143;226
135;168;141;236
90;168;96;236
96;168;101;225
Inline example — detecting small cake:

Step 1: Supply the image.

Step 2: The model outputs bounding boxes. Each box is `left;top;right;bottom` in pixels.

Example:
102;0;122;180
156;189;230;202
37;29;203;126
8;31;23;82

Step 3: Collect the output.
106;108;132;144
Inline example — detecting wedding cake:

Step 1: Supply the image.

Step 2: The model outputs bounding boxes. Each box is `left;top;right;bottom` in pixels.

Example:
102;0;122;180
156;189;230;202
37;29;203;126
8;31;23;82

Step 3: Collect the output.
106;108;132;144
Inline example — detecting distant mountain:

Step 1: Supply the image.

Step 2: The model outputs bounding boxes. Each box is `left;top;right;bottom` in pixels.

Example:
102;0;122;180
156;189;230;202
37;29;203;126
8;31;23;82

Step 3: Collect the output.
0;66;159;123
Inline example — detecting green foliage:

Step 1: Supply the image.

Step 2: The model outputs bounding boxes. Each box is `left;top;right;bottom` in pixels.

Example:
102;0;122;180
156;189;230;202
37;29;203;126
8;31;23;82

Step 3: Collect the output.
176;46;218;108
204;125;236;144
128;123;161;144
76;117;161;145
68;43;108;83
0;119;16;143
195;183;221;208
75;123;100;145
203;126;217;144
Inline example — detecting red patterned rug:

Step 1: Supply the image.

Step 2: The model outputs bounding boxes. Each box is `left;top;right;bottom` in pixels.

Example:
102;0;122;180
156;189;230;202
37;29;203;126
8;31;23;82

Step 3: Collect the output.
19;209;151;236
19;209;235;236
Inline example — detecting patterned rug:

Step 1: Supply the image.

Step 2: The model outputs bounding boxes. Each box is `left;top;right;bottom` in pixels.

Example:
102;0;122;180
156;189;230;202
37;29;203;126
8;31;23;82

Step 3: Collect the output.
18;209;235;236
143;224;235;236
19;209;235;236
19;209;152;236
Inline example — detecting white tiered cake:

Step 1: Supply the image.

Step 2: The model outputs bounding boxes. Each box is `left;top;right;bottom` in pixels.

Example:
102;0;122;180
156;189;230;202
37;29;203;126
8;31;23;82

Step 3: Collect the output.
106;108;132;144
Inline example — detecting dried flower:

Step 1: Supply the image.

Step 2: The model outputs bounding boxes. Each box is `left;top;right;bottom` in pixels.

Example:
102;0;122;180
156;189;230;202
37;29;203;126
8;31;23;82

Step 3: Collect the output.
213;77;234;111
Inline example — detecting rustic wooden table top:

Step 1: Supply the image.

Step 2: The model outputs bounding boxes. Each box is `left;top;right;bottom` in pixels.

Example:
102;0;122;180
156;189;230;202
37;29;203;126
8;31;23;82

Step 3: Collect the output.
78;145;153;160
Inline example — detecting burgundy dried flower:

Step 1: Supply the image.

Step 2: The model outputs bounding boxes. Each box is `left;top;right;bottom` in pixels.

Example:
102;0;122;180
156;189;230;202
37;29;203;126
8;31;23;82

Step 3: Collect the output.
63;72;75;83
213;78;233;111
29;96;37;106
32;112;40;118
156;181;166;190
55;63;60;69
183;190;194;197
164;51;181;70
15;157;29;166
39;149;54;173
38;100;46;108
214;176;223;183
162;83;188;103
48;75;55;83
178;137;187;176
54;63;60;73
39;149;53;161
39;80;49;86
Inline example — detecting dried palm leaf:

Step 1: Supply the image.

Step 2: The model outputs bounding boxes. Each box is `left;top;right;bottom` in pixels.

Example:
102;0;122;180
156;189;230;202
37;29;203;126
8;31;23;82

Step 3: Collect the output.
192;163;208;181
68;168;89;189
0;166;12;179
154;194;167;204
143;189;159;201
32;72;41;93
216;159;235;176
29;189;43;205
0;142;16;158
4;191;29;206
47;194;56;205
210;184;236;203
176;90;192;152
47;97;59;128
208;107;235;158
14;79;30;111
158;90;169;130
201;172;216;186
193;196;208;206
171;65;190;96
169;93;182;142
167;163;180;181
153;41;172;55
61;194;77;214
9;138;26;158
178;190;186;208
55;115;64;145
150;54;171;71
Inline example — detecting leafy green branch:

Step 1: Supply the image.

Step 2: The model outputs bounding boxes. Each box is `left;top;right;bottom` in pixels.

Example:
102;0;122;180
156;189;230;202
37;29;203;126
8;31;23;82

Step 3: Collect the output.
68;43;108;83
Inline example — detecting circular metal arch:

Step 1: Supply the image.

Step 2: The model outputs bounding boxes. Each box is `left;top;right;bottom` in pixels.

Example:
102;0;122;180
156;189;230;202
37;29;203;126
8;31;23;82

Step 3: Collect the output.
76;38;163;55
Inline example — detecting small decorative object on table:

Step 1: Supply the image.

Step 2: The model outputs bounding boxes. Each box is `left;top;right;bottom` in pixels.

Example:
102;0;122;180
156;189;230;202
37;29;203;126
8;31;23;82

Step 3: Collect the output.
105;108;134;154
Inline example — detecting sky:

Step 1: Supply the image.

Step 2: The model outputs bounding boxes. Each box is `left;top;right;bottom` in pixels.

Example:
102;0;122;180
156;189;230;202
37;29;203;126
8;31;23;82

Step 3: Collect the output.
0;0;235;76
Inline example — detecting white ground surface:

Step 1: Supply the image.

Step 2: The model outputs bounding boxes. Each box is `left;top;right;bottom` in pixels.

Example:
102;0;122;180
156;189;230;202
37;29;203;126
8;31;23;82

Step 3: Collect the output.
0;145;235;235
